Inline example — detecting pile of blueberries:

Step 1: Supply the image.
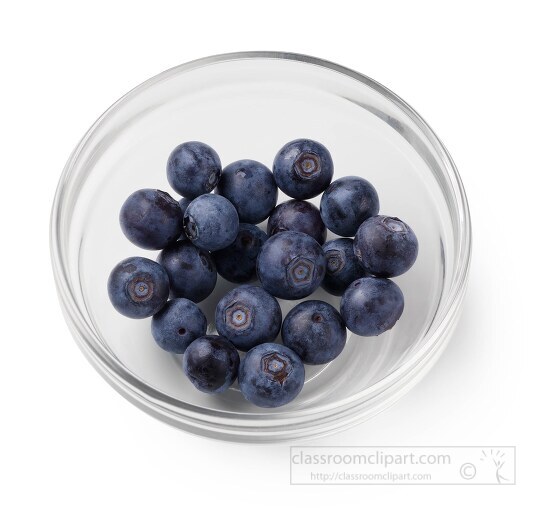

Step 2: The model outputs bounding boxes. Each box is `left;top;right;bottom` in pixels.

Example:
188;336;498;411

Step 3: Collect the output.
108;139;418;408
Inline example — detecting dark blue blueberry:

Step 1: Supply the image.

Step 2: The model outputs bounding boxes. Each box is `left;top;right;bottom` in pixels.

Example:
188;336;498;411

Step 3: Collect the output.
216;159;278;224
267;199;327;245
151;298;207;354
320;176;379;236
257;231;326;300
119;189;182;250
108;257;169;319
212;224;267;283
322;238;367;296
178;198;191;239
183;194;239;251
183;335;240;394
238;343;305;408
167;141;222;199
273;139;334;200
157;240;216;303
282;301;347;365
354;215;419;277
178;197;191;215
340;277;404;336
215;285;282;352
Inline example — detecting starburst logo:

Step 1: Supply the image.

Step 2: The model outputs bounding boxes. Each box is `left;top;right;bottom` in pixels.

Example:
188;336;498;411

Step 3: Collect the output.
480;449;510;484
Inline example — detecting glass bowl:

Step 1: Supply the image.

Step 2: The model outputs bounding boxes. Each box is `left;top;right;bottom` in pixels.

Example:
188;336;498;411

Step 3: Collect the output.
50;52;471;442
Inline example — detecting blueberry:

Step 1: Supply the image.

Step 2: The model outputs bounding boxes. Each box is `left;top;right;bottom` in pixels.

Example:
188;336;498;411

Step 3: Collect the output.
238;343;305;408
257;231;326;300
320;176;379;236
119;189;182;250
108;257;169;318
340;277;404;336
177;198;191;239
267;199;327;245
216;159;278;224
183;194;239;251
322;238;367;296
273;139;333;200
354;215;419;277
183;335;240;394
178;197;191;215
212;224;267;283
157;240;216;303
167;141;222;199
215;285;282;352
282;301;347;365
151;298;207;354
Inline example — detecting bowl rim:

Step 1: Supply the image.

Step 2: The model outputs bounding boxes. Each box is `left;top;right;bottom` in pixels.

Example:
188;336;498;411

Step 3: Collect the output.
50;51;472;437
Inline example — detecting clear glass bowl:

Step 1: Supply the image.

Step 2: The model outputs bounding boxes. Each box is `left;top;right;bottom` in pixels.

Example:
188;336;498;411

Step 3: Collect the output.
50;52;471;442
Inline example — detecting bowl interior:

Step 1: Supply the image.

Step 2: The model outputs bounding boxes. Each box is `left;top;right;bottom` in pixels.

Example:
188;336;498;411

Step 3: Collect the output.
57;55;458;417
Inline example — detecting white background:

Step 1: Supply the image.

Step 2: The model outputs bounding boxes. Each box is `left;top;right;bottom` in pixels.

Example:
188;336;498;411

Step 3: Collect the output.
1;1;548;518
